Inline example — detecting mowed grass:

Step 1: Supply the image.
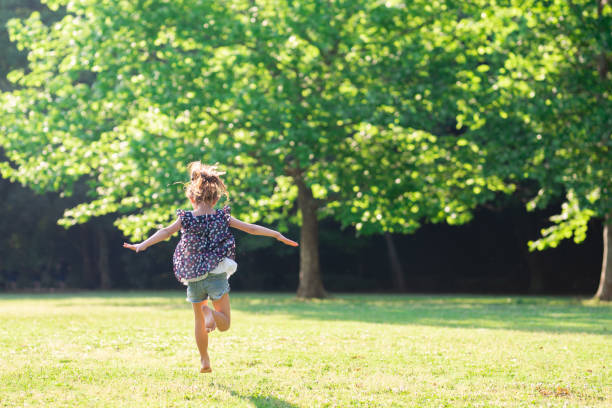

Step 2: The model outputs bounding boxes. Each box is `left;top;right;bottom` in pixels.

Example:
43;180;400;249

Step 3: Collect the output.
0;292;610;407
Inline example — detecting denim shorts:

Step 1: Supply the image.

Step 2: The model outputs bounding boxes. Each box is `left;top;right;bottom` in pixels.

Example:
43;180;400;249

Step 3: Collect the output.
186;272;230;303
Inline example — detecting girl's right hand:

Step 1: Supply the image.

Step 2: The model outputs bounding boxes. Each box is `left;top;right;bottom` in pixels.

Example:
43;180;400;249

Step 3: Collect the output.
123;242;146;252
276;234;299;247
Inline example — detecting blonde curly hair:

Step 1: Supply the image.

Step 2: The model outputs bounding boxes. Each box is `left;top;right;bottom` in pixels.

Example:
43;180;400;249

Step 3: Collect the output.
185;162;229;205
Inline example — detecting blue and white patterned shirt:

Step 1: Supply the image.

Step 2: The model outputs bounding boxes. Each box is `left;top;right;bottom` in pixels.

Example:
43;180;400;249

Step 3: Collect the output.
172;205;236;282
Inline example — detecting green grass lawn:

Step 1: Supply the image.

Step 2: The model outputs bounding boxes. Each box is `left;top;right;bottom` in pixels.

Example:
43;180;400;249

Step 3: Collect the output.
0;292;610;407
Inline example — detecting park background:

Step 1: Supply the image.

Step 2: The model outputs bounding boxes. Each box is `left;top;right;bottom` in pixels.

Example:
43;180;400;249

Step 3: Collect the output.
0;0;609;298
0;173;604;294
1;2;611;407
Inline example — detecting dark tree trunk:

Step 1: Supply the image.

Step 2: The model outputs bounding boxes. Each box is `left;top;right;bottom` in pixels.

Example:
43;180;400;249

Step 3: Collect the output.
594;2;610;301
295;178;327;299
384;233;406;291
595;213;612;301
511;212;544;293
79;226;96;289
96;228;111;290
527;254;545;294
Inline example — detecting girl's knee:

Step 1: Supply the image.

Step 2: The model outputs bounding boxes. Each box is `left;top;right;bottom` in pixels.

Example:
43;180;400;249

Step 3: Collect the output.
219;320;230;332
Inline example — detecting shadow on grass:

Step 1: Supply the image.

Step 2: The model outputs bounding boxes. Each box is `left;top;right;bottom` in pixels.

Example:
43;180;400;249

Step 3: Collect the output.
2;291;611;335
213;383;298;408
229;293;612;336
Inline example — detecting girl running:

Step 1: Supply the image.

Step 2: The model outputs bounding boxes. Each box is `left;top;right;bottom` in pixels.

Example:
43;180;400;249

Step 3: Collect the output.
123;162;298;373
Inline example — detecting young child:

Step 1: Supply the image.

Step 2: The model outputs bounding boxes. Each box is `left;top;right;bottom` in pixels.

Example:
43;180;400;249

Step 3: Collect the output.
123;162;298;373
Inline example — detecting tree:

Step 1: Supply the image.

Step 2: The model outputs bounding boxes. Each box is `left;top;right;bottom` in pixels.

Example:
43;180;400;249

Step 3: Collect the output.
456;1;611;299
1;0;512;297
0;0;65;91
1;0;118;290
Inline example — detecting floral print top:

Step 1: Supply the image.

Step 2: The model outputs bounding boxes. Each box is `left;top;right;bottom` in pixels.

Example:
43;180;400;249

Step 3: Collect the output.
172;205;236;282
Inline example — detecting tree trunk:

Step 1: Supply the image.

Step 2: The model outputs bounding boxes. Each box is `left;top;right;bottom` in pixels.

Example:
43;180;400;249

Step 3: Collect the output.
295;178;327;298
96;228;112;290
511;212;545;293
79;226;96;289
594;213;612;301
384;233;406;291
593;2;610;301
527;255;545;294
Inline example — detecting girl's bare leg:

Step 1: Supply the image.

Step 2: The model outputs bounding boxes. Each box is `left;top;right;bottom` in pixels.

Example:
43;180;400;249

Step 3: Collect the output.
208;293;231;332
192;301;211;373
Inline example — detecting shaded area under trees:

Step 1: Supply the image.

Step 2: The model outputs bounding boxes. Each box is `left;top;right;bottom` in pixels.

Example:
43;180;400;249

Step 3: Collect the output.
0;177;601;295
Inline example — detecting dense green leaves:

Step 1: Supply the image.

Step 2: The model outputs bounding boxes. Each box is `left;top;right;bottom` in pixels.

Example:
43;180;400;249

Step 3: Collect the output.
1;0;515;241
455;0;611;249
2;0;607;258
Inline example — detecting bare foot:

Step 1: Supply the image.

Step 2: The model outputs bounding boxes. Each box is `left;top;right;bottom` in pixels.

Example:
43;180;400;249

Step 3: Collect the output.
202;305;216;333
200;354;212;373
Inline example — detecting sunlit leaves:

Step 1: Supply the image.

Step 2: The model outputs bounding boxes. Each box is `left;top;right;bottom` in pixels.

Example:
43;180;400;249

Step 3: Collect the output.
529;190;596;250
0;0;562;242
466;0;612;249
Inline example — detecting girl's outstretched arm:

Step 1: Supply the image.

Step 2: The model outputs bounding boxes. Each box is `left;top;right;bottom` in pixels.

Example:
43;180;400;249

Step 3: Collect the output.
229;216;298;247
123;217;182;252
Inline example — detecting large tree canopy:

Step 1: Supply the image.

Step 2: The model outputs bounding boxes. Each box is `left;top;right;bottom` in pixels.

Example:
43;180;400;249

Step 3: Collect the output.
455;0;611;299
1;0;537;297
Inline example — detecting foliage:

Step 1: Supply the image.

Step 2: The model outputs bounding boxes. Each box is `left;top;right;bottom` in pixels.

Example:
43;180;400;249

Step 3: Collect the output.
455;0;611;249
523;0;611;249
0;0;511;241
0;0;64;91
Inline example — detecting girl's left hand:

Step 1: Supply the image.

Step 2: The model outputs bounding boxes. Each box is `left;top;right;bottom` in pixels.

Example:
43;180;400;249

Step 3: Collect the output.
276;234;299;247
123;242;146;252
